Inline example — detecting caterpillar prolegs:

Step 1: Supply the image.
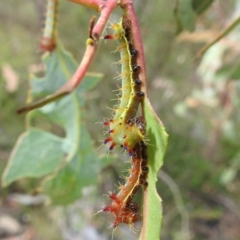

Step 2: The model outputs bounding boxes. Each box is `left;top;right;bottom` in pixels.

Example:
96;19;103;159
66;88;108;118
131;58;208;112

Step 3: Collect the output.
103;17;145;154
100;16;148;229
103;137;148;228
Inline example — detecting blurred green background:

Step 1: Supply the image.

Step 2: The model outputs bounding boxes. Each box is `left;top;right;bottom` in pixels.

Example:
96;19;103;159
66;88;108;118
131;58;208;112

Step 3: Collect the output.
1;0;240;239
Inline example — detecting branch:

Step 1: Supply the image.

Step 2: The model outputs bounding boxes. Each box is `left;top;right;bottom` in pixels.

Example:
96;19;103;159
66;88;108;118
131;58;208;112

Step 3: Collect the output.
68;0;99;10
195;15;240;60
120;0;148;96
17;0;118;114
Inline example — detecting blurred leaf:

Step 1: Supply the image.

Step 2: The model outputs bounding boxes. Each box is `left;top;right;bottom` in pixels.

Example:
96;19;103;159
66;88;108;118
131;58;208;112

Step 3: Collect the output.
195;16;240;60
174;0;214;34
2;129;63;186
31;44;77;97
2;43;107;204
139;98;168;240
220;169;236;185
230;62;240;80
75;73;103;107
192;0;214;14
216;60;240;80
174;0;196;34
2;63;19;92
43;126;108;205
220;152;240;185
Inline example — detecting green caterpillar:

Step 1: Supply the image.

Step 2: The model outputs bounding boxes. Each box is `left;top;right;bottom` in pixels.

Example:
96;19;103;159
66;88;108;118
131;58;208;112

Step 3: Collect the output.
103;17;145;154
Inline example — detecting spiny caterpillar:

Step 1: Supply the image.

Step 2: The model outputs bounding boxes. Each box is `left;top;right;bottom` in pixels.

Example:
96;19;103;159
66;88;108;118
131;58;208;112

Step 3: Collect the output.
40;0;58;51
103;134;148;228
103;17;145;154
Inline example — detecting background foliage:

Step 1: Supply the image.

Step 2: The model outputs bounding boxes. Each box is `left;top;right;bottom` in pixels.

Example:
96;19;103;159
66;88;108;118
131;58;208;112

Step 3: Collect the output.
1;0;240;239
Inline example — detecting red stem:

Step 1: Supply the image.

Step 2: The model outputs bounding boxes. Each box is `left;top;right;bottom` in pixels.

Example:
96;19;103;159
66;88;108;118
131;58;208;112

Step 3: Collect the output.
120;1;149;237
58;0;118;93
121;0;148;95
17;0;118;114
68;0;99;10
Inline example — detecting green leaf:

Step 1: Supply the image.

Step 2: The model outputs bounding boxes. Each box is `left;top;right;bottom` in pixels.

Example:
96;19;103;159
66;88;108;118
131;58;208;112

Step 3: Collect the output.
31;45;77;97
2;43;105;203
174;0;196;33
75;73;103;106
43;126;103;205
139;98;168;240
30;95;81;161
174;0;215;33
29;43;83;166
230;61;240;80
192;0;214;14
2;129;64;186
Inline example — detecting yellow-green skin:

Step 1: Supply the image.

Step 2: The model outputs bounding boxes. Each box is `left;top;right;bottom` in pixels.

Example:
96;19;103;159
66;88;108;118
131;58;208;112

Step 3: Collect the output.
106;18;144;153
40;0;58;51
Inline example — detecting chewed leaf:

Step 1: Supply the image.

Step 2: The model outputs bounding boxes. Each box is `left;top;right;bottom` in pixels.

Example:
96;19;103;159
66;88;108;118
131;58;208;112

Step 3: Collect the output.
29;94;80;163
2;42;105;206
2;129;64;186
139;98;168;240
43;126;103;205
31;42;77;96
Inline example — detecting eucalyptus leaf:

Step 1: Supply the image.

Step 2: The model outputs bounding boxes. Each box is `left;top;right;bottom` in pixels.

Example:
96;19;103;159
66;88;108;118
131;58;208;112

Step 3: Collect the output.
2;129;64;186
43;126;102;205
139;98;168;240
192;0;214;14
174;0;196;33
2;43;105;203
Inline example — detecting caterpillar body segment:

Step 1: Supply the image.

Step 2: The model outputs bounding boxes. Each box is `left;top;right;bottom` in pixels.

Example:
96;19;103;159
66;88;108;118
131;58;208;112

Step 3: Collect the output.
40;0;58;51
104;117;145;154
103;140;148;228
103;17;145;153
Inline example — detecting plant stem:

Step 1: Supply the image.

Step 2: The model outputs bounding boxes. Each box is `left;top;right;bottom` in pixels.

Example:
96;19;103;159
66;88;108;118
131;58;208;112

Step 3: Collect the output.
121;0;148;95
17;0;118;114
195;15;240;60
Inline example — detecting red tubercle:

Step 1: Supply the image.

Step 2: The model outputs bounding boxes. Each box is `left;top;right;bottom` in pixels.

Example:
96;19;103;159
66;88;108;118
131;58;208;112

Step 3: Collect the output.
113;202;140;228
103;119;113;126
109;143;116;150
103;205;116;213
101;142;146;228
103;122;110;126
104;202;140;229
109;192;117;200
109;193;121;204
104;137;112;144
103;34;115;40
113;220;120;229
128;148;134;156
